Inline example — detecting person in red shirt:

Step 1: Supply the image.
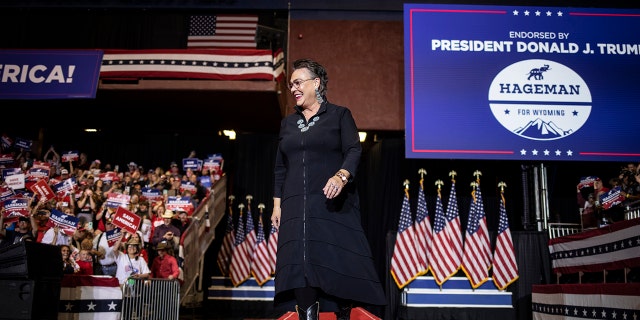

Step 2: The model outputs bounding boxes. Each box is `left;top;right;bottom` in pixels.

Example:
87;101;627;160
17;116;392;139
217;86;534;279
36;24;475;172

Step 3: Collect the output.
150;241;180;282
76;248;94;275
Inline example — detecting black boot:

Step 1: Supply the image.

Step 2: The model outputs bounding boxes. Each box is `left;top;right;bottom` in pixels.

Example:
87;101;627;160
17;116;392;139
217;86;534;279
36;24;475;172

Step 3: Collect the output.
335;304;352;320
295;301;319;320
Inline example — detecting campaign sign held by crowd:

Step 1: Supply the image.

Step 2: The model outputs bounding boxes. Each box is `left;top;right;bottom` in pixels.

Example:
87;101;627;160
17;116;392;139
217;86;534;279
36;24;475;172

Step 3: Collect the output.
112;207;141;235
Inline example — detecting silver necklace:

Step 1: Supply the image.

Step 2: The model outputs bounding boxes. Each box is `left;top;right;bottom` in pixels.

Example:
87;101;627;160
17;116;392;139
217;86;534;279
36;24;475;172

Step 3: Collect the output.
297;116;320;132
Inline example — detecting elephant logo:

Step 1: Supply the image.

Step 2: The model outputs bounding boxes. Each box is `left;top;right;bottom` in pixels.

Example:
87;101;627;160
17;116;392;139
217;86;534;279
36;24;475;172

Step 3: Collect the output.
488;59;592;141
527;64;551;80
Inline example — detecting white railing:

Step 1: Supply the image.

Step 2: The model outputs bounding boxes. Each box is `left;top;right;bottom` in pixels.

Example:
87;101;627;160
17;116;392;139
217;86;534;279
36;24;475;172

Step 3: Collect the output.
547;222;582;239
624;201;640;220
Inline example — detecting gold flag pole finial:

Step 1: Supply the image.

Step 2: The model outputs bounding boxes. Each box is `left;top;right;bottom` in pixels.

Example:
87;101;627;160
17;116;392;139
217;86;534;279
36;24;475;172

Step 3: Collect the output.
246;194;253;204
238;203;245;216
257;203;265;223
470;181;478;200
498;181;507;204
435;179;444;197
449;170;457;182
403;179;410;198
228;195;235;209
473;170;482;183
227;195;235;215
418;168;427;188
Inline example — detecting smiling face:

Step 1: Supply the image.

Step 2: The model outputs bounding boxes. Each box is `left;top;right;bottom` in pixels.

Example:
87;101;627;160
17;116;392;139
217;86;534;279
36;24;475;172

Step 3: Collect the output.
79;249;92;262
60;245;71;259
289;68;319;109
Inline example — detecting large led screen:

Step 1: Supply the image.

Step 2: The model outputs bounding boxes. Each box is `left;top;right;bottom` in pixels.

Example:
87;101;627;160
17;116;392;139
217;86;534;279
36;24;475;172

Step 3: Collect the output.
404;4;640;161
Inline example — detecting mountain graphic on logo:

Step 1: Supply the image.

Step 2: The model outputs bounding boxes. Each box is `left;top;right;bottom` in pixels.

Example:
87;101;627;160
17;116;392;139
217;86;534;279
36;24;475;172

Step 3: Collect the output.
513;118;572;139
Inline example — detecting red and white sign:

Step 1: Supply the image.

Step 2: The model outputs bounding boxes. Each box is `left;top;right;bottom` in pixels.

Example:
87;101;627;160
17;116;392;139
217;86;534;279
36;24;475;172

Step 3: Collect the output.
112;207;141;235
28;179;56;202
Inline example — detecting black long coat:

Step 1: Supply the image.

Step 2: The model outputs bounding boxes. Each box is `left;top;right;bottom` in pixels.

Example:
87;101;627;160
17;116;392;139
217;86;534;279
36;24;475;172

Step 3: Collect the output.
273;101;386;306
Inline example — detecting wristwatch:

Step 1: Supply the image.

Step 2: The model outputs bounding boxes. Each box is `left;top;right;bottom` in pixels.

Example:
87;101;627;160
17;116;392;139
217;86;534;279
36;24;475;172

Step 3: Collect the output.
335;171;348;185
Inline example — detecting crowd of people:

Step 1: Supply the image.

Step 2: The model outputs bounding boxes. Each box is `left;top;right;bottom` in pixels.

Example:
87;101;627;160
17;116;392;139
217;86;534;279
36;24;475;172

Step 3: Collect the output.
0;145;222;286
576;162;640;228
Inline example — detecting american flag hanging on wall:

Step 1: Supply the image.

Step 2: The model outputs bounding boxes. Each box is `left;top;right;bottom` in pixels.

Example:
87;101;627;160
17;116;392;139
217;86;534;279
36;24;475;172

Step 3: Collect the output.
188;15;258;49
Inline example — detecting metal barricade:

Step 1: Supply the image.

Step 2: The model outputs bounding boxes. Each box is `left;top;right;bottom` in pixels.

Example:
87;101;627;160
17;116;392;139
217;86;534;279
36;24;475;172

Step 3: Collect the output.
121;278;180;320
547;222;582;239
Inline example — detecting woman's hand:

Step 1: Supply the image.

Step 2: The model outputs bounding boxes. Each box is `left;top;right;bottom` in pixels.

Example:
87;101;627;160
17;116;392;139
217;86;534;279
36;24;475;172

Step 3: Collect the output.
323;175;344;199
271;207;281;230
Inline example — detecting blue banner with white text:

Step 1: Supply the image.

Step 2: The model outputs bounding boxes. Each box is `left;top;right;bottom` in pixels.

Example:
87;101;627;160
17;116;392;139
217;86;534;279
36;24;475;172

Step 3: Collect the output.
404;4;640;162
0;49;103;99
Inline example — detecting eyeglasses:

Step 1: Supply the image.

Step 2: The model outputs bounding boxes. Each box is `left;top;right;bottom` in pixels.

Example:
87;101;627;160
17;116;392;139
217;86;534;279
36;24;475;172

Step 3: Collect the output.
288;78;315;90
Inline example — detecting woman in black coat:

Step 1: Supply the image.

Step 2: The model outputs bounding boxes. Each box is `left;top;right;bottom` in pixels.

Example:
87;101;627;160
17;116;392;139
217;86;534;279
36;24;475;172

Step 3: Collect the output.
271;58;386;320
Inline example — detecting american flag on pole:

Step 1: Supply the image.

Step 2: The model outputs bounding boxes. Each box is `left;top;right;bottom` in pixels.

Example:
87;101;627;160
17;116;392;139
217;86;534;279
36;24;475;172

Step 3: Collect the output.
461;180;492;288
429;180;459;286
444;175;463;272
390;183;421;289
475;182;493;268
217;206;235;276
229;204;251;286
252;212;271;286
267;223;278;275
414;173;432;275
492;187;518;291
244;198;257;266
188;15;258;49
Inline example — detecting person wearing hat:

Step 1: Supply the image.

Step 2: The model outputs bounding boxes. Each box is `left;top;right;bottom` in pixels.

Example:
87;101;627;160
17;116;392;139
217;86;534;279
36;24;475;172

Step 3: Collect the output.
0;208;37;248
151;209;181;249
150;240;180;281
150;209;181;263
169;162;180;176
113;232;151;285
